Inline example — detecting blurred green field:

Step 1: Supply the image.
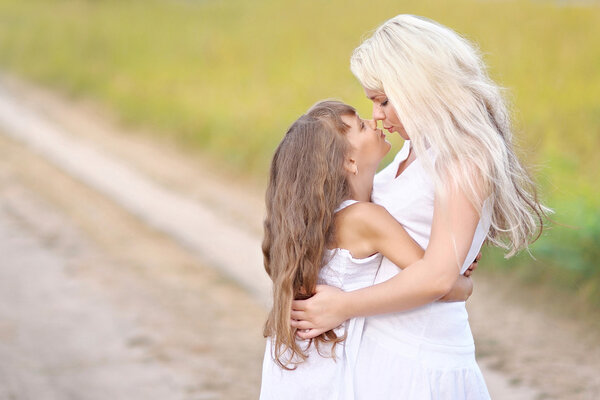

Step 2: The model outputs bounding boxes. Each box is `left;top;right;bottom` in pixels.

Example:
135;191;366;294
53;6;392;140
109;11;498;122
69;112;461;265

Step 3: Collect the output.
0;0;598;306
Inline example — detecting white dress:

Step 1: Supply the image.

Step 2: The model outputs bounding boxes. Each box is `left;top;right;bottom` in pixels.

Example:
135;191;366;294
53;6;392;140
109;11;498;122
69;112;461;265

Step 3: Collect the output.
260;200;382;400
354;141;492;399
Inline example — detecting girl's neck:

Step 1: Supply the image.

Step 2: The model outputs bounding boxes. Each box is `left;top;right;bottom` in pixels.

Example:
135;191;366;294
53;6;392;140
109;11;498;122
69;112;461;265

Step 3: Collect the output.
348;172;375;202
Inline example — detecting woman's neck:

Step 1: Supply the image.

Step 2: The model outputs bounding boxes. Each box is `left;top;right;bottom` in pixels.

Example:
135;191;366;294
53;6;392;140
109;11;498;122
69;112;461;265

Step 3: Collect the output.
396;145;416;178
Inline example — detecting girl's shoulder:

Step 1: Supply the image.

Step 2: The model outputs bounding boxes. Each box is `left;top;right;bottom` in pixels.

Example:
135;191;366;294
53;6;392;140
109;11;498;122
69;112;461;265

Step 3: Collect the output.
338;200;385;216
334;202;386;258
336;201;395;238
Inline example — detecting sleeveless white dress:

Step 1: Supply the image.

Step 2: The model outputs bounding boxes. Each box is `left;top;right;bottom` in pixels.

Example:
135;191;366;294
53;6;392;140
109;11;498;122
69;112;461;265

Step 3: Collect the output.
260;200;382;400
354;141;492;399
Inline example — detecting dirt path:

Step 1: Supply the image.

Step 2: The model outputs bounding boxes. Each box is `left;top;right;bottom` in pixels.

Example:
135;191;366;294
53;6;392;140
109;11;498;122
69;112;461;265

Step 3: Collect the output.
0;135;266;400
0;74;599;399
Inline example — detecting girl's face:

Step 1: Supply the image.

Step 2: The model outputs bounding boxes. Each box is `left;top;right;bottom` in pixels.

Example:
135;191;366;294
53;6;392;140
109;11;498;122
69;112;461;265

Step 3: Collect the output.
342;113;391;173
364;87;409;141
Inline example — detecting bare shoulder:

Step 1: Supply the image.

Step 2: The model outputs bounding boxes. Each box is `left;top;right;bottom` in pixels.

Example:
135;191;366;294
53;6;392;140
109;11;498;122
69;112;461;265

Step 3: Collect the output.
337;202;394;237
334;202;393;257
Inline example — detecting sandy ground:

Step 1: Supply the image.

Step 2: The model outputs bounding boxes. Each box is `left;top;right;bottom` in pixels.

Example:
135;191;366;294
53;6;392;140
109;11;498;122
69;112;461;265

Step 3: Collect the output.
0;75;599;399
0;135;266;400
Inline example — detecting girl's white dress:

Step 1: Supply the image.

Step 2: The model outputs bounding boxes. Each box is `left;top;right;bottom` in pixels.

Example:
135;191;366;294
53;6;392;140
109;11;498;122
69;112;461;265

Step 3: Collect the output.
260;200;382;400
354;141;491;399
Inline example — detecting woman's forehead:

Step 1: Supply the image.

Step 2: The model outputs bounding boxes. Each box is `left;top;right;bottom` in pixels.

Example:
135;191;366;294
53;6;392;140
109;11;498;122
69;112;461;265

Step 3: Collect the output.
364;87;386;100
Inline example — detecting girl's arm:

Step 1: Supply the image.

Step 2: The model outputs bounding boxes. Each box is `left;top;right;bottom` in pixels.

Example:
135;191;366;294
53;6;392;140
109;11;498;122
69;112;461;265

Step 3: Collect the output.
291;181;481;339
336;203;472;302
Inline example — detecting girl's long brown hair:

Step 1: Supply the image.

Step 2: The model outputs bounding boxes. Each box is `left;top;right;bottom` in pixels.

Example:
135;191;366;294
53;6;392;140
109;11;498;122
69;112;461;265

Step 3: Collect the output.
262;100;356;369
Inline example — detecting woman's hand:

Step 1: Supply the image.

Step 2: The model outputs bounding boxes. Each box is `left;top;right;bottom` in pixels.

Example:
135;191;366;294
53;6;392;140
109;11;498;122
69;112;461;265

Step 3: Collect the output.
290;285;349;340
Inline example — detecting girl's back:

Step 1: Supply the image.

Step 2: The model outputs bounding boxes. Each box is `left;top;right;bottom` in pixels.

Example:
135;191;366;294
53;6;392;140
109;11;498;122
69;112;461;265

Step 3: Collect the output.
260;201;382;400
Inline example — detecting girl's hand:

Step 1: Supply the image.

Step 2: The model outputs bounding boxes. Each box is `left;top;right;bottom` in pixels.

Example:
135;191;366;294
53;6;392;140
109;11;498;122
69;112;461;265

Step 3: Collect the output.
439;252;481;302
290;285;348;340
439;275;473;302
463;252;481;277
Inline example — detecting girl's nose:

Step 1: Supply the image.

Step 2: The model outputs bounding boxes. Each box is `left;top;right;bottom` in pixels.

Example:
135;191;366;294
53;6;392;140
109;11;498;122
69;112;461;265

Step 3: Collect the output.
367;119;377;129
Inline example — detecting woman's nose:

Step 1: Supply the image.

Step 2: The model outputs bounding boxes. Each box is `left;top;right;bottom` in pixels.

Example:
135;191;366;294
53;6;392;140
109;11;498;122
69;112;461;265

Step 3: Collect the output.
372;104;385;121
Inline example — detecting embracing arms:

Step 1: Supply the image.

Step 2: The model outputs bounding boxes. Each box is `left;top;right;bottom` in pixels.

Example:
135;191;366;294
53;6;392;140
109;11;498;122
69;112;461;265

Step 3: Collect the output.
334;202;474;302
291;181;482;338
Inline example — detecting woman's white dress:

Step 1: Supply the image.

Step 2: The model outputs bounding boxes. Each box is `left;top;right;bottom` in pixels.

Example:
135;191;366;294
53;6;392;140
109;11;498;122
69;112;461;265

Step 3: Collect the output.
261;141;492;399
260;200;383;400
354;141;492;399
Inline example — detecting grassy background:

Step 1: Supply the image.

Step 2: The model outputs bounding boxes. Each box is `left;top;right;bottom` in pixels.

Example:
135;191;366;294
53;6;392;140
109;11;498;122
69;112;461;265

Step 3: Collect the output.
0;0;598;307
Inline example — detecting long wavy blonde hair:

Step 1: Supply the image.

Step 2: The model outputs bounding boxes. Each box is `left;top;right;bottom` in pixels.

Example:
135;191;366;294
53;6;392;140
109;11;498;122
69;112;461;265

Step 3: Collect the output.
351;14;550;256
262;100;356;369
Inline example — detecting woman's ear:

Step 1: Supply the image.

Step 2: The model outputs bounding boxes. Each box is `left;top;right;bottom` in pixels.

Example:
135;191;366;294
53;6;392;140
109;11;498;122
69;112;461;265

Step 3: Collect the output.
344;157;358;176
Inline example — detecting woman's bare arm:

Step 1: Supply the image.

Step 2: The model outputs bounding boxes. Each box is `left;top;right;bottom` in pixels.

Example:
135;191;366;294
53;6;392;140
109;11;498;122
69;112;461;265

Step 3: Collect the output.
291;182;481;338
336;202;474;302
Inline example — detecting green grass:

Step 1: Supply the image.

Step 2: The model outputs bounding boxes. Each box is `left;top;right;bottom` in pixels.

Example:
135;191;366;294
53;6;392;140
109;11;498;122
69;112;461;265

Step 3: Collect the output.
0;0;598;304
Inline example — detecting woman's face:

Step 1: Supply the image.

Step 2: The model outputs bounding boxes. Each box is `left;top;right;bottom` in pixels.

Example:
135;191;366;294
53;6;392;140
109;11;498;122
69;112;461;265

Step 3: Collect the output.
342;113;391;173
364;87;409;141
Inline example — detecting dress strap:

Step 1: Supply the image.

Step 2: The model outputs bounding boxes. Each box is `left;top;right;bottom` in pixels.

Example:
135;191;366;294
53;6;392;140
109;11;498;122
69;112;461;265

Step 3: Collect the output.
335;199;359;213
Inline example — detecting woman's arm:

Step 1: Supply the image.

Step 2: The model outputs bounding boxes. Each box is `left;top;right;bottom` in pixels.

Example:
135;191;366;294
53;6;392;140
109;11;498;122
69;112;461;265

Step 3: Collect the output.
338;202;472;302
291;182;482;338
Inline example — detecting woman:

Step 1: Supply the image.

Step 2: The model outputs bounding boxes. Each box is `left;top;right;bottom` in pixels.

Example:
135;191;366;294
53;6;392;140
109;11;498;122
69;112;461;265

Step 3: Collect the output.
260;100;475;399
290;15;549;399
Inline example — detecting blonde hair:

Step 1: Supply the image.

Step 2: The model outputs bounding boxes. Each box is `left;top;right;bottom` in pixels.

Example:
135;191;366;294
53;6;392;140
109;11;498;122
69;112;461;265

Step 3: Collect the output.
262;100;356;369
350;14;550;257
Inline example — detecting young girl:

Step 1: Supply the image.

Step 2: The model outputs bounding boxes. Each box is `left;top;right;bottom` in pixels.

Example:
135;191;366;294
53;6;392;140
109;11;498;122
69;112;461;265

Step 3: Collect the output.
260;100;475;399
291;15;549;399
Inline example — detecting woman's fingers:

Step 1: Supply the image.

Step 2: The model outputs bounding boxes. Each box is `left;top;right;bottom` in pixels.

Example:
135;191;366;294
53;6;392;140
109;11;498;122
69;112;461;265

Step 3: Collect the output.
291;285;330;311
290;319;313;330
296;328;327;340
291;299;308;311
290;310;305;320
